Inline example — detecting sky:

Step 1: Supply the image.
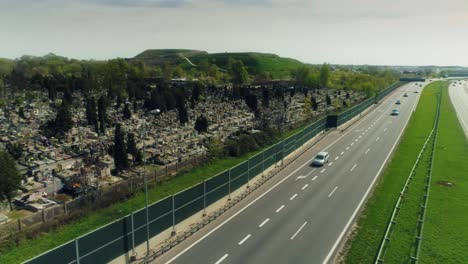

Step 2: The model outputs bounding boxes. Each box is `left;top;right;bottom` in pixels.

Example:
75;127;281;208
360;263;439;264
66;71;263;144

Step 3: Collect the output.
1;0;468;66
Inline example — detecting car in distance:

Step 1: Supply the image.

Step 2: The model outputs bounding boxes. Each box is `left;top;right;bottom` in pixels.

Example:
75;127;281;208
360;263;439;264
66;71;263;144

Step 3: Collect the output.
312;152;329;166
391;109;400;116
396;100;401;105
403;93;409;97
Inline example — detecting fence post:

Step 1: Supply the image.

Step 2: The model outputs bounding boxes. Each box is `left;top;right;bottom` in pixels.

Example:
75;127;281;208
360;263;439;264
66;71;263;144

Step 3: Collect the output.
281;141;284;166
75;238;80;264
262;151;265;176
165;166;168;178
131;213;136;256
17;218;21;232
228;170;231;201
247;159;250;188
64;202;68;215
203;180;207;217
171;195;176;236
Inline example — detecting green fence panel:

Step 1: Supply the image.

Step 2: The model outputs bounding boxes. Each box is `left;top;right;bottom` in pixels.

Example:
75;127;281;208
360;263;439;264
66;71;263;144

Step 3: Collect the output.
174;183;203;209
206;171;229;193
206;183;229;206
77;217;131;264
274;142;284;163
263;147;276;168
230;161;249;191
174;183;204;224
206;171;230;206
249;152;264;178
148;212;172;238
25;240;77;264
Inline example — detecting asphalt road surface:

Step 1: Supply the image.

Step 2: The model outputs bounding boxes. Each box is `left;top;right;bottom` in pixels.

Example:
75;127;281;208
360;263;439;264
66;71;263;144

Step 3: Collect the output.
158;82;424;264
448;80;468;137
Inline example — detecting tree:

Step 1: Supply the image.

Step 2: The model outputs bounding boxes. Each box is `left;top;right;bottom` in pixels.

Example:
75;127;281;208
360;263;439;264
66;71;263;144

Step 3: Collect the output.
326;95;332;106
0;79;4;99
262;88;270;108
245;94;258;111
194;115;208;133
127;133;138;158
0;151;21;210
311;97;318;111
229;59;249;86
177;106;189;124
98;96;107;134
207;137;223;159
319;63;330;88
86;97;98;132
55;101;73;135
292;66;310;86
114;124;128;172
123;103;132;119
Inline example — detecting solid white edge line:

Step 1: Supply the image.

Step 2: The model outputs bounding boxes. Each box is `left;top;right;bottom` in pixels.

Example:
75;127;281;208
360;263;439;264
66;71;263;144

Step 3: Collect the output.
302;184;309;190
214;254;229;264
290;221;308;240
276;205;285;213
322;84;419;264
238;234;251;245
259;218;270;228
290;194;298;200
165;87;401;264
328;186;338;198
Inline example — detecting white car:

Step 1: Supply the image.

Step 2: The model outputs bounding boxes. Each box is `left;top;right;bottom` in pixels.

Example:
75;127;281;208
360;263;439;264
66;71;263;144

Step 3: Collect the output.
312;152;329;167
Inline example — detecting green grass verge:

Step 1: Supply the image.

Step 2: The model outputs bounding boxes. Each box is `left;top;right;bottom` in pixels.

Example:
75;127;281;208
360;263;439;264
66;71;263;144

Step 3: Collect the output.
0;120;308;263
342;82;443;263
420;83;468;263
383;140;433;263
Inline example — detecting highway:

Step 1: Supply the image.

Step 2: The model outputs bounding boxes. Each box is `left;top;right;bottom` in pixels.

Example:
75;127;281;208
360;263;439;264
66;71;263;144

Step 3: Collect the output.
448;80;468;137
157;82;424;264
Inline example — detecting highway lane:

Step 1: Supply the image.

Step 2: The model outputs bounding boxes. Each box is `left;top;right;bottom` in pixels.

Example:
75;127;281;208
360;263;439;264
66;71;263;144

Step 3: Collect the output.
160;82;424;264
448;80;468;137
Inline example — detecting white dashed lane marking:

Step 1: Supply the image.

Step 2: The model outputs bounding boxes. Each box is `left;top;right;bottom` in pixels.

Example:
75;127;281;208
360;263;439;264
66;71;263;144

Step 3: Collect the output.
328;186;338;197
215;254;229;264
238;234;251;245
259;218;270;228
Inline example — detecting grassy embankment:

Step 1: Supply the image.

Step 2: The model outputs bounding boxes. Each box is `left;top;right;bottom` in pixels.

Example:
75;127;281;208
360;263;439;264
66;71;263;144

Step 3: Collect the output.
0;121;308;263
342;82;441;263
420;83;468;263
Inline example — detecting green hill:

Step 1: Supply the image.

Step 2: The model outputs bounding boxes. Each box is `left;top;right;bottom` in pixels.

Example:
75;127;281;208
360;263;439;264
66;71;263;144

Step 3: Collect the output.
132;49;207;66
132;50;305;79
189;52;304;79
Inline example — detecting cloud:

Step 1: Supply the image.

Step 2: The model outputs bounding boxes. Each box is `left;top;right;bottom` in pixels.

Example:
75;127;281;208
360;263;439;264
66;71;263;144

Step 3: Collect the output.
89;0;191;8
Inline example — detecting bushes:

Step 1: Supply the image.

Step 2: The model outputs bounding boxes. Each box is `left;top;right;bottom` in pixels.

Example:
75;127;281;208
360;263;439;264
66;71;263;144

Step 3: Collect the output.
223;129;278;158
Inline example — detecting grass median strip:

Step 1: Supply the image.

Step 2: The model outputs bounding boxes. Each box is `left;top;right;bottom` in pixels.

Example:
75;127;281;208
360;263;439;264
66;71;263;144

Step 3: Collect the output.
420;83;468;263
342;82;442;263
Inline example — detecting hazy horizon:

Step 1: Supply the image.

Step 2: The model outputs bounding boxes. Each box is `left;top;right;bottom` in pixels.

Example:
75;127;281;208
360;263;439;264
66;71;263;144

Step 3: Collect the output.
2;0;468;66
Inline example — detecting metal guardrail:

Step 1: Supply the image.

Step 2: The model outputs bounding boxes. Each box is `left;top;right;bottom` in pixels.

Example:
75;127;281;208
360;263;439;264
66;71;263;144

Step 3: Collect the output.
412;91;441;263
375;91;441;264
